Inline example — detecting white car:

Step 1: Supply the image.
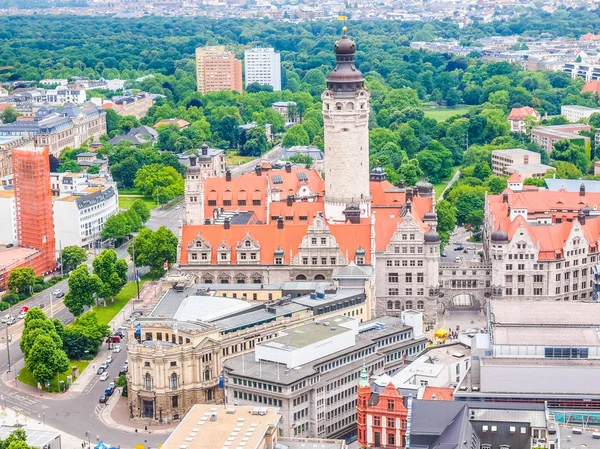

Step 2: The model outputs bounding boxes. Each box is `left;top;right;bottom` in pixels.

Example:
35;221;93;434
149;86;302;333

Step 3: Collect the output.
113;345;121;353
1;315;11;324
17;312;26;319
99;372;109;381
105;356;113;364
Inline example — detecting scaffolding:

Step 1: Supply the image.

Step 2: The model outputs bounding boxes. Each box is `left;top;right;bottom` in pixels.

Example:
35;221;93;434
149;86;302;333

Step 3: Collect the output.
12;145;56;274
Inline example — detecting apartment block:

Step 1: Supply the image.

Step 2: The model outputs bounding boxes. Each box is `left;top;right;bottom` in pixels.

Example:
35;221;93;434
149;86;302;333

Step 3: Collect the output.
530;124;590;153
491;149;540;176
195;46;242;94
244;47;281;91
561;104;600;122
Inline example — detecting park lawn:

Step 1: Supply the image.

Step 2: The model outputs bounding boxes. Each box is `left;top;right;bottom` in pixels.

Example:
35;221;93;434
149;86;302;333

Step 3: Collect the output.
226;150;254;166
118;195;158;210
423;107;470;121
18;360;89;393
118;188;142;195
92;274;151;326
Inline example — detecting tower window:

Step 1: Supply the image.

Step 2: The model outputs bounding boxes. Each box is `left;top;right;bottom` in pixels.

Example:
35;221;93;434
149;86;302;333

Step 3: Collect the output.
336;103;342;110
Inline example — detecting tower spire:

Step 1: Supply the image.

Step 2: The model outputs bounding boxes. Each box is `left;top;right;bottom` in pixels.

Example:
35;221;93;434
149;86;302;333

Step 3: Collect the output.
359;360;369;387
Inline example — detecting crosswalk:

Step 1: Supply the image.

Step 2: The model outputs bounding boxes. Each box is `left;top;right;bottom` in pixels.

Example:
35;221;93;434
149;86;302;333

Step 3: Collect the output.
4;390;39;408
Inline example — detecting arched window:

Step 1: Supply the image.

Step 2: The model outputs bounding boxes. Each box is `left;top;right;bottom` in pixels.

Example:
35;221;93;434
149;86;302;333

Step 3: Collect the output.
314;274;326;280
406;300;413;310
145;373;152;389
417;300;424;310
387;300;393;309
394;300;401;310
204;367;211;381
429;289;434;296
296;274;307;280
336;102;342;110
170;373;178;389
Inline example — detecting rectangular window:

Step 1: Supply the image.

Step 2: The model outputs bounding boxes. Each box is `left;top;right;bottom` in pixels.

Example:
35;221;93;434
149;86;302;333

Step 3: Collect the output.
388;288;398;296
518;275;525;282
252;200;261;206
417;273;423;283
388;273;399;283
405;273;412;283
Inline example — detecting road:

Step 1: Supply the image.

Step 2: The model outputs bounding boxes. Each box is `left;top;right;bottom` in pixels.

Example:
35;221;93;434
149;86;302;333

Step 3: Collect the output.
441;226;483;262
0;206;181;448
230;143;282;176
438;169;461;201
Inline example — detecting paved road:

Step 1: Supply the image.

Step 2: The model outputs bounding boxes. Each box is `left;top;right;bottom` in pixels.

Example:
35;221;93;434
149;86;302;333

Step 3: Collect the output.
441;226;483;262
230;144;282;176
438;169;461;201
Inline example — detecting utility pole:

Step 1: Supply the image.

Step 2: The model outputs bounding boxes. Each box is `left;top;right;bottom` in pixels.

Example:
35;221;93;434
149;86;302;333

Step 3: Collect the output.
5;325;10;373
59;240;63;277
132;240;139;310
50;293;53;319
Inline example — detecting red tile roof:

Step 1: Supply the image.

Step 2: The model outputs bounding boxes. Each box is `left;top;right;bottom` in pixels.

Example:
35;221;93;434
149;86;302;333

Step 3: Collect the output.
582;81;600;94
422;386;454;401
507;106;539;120
507;172;522;183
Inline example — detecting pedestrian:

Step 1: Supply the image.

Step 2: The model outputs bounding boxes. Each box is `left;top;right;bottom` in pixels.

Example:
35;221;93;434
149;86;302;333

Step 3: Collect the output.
144;425;148;432
135;429;138;434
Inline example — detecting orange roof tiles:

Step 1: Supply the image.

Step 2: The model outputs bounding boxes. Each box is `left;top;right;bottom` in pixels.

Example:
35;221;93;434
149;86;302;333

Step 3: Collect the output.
582;81;600;94
422;386;454;401
507;172;522;183
507;106;539;120
370;180;405;207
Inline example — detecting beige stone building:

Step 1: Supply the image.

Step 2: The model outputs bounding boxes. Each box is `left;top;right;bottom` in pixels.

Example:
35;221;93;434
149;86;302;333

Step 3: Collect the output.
195;46;242;94
0;136;33;178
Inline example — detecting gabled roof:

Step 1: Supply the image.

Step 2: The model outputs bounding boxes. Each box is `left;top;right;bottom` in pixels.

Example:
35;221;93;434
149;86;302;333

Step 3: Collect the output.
582;80;600;93
507;106;539;120
507;172;522;183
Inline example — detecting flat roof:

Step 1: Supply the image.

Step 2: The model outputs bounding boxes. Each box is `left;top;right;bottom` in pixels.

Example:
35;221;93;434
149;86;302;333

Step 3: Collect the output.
491;148;537;156
0;246;39;270
276;438;346;449
261;316;355;351
490;300;600;326
172;296;254;322
493;326;600;346
292;288;364;308
506;163;553;171
563;105;600;112
0;427;60;448
161;404;281;449
545;178;600;192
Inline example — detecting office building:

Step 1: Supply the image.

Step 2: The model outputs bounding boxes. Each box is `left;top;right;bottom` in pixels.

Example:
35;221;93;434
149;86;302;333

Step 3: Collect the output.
244;48;281;91
530;124;590;153
491;148;553;178
561;104;600;122
195;46;242;94
223;312;428;440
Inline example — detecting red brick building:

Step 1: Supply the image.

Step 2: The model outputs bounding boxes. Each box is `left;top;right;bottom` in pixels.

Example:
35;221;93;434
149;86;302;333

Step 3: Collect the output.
357;368;409;449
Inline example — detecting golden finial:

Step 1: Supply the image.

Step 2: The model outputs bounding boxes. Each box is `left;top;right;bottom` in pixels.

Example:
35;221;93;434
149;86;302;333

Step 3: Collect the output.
342;25;347;34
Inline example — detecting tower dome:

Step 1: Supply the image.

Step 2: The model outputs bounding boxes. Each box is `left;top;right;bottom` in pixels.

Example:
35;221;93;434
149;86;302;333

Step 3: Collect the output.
424;228;440;243
370;166;386;182
326;28;364;92
491;227;509;243
424;211;437;220
416;176;433;194
187;154;201;175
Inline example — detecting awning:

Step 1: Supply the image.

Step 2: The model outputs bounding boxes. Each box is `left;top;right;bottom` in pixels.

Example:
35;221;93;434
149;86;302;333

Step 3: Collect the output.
237;191;247;201
252;190;262;200
208;191;217;201
223;190;232;201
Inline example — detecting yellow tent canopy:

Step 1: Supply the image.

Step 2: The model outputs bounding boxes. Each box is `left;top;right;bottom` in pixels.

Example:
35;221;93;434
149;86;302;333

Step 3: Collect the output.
434;329;449;340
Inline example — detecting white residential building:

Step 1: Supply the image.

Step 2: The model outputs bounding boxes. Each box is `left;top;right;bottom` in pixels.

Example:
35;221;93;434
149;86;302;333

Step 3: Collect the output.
53;185;119;249
0;190;16;245
561;105;600;122
244;48;282;91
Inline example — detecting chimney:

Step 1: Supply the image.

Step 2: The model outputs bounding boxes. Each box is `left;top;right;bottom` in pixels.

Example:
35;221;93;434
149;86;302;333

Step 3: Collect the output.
286;194;294;206
285;162;292;173
406;189;413;202
189;154;197;167
204;218;211;225
277;216;284;229
579;210;586;225
224;218;230;230
226;168;231;182
413;187;419;198
255;165;262;176
398;180;405;190
502;192;508;203
580;182;586;197
405;201;412;213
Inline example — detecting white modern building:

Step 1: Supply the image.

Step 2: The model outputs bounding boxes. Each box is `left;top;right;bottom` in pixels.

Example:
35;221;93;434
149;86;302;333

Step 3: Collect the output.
53;185;119;249
561;104;600;122
0;190;16;245
244;48;282;91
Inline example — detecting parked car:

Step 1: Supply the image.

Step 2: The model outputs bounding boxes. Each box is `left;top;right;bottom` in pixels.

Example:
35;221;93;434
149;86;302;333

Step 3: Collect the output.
105;356;113;364
113;345;121;353
454;256;461;262
99;362;108;370
175;205;180;210
97;367;105;375
108;381;115;389
441;252;447;257
1;315;11;324
118;367;128;376
99;395;107;404
53;289;64;298
104;386;114;396
99;372;109;381
114;331;124;338
17;312;26;320
38;303;45;309
6;317;15;325
118;324;128;331
467;246;476;250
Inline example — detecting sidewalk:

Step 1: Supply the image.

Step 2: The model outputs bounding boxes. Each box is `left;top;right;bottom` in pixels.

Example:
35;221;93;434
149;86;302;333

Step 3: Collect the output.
100;390;176;435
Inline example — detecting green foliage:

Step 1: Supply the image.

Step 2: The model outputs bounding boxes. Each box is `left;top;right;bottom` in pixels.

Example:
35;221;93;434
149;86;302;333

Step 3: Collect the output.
61;246;88;273
282;124;310;148
2;293;20;306
134;164;184;201
551;139;589;173
241;125;269;157
101;212;133;242
128;226;178;278
486;175;508;194
0;106;19;124
93;249;128;303
446;184;486;225
64;265;102;317
86;165;100;174
524;177;547;187
130;199;151;223
0;429;35;449
8;268;35;295
416;141;453;184
550;161;582;179
57;160;81;173
435;200;457;243
286;153;314;168
62;311;110;360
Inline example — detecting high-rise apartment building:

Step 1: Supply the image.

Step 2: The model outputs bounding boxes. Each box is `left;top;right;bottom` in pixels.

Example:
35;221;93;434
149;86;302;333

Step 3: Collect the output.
244;47;281;91
12;145;56;273
195;46;242;94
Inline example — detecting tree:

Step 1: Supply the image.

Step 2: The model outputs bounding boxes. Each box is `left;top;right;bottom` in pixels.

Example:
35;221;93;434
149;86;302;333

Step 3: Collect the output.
57;160;81;173
134;164;184;198
0;429;36;449
62;311;110;359
101;212;132;242
60;246;88;273
27;334;70;384
111;156;140;189
435;200;457;243
7;268;35;295
241;125;268;157
286;153;313;168
551;161;582;179
128;226;178;278
415;141;453;184
445;87;461;107
64;265;101;317
486;175;508;194
92;249;128;303
589;112;600;129
130;199;151;223
446;185;486;224
398;157;423;187
86;165;100;174
551;139;589;173
246;82;273;93
282;124;310;148
473;162;492;181
0;106;19;124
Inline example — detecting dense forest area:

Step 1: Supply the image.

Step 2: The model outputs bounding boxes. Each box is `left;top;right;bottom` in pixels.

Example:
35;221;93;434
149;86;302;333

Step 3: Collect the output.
4;11;600;243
